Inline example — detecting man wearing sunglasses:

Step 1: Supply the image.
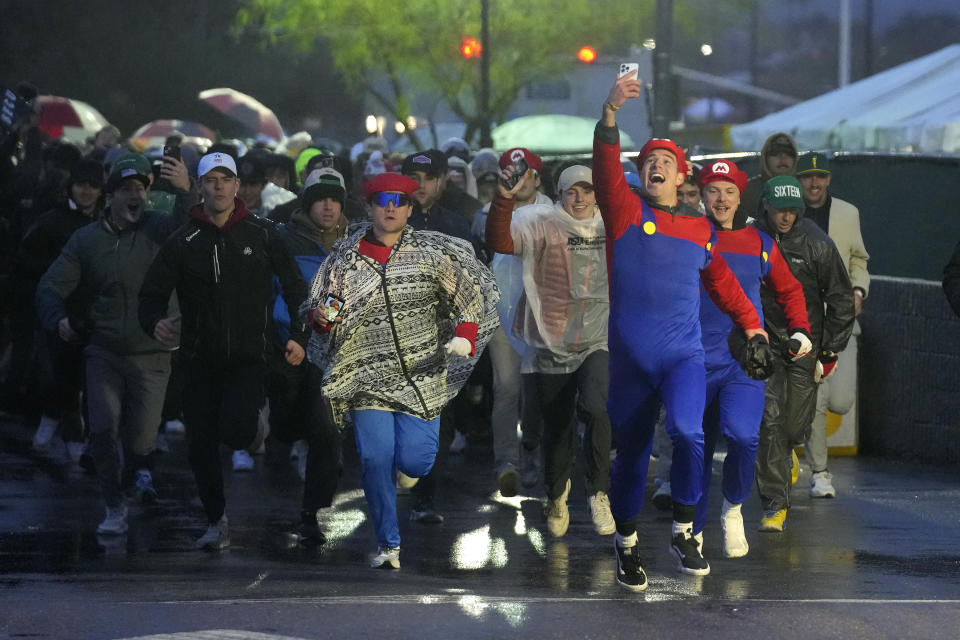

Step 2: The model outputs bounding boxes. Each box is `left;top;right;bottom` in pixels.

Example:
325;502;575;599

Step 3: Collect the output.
303;172;499;570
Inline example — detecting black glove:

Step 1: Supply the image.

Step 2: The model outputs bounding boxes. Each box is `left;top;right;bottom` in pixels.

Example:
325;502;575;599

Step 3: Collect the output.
784;327;813;361
729;330;776;380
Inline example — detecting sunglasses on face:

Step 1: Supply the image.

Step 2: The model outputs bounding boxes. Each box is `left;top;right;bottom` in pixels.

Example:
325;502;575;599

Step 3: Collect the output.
372;192;411;207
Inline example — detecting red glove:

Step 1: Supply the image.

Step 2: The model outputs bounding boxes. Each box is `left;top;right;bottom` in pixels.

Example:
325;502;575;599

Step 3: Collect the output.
814;351;838;383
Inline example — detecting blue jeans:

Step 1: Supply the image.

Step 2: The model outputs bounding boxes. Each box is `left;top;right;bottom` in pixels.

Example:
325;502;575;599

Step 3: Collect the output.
353;410;440;547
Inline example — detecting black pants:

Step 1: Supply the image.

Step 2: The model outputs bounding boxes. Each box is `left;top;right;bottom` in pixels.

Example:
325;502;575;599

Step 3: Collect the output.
182;358;265;523
534;350;612;500
755;353;818;511
267;359;341;512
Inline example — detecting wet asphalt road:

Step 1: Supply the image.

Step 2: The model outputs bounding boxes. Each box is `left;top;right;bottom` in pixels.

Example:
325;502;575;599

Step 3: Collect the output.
1;413;959;640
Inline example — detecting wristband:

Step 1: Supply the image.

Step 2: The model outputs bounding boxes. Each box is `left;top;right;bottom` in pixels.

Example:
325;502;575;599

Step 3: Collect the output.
605;102;620;111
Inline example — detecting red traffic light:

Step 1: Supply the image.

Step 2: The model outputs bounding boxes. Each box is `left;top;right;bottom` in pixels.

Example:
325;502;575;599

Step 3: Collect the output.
577;46;597;63
461;36;482;59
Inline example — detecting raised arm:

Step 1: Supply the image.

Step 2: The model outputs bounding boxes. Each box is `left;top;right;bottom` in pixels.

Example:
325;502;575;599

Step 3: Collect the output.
593;70;643;240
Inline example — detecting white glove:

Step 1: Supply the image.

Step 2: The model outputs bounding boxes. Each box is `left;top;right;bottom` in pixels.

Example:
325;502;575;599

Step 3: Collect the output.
444;337;472;357
786;331;813;361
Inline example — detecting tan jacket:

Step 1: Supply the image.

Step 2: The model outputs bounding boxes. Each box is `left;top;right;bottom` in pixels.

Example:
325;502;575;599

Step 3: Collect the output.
825;196;870;335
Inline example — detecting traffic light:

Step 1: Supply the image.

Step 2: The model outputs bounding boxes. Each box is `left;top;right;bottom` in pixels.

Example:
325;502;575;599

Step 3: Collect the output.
460;36;482;59
577;46;597;63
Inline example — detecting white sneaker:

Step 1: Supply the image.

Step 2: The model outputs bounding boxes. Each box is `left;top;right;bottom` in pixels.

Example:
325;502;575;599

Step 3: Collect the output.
32;416;59;450
546;479;571;538
449;430;468;454
589;491;616;535
810;471;836;498
370;546;400;569
232;450;254;472
97;504;128;535
164;419;186;434
196;514;230;550
721;499;749;558
66;441;86;462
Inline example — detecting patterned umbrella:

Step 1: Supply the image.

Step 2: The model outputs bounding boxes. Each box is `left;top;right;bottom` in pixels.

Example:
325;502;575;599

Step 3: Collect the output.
131;119;216;141
198;87;284;142
36;95;110;143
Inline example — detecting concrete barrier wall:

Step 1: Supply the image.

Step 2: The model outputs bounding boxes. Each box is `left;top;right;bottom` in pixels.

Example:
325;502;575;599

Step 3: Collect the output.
859;275;960;465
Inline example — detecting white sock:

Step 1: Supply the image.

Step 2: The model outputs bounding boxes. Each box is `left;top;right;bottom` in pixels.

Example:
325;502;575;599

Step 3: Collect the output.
672;520;693;536
722;498;742;515
615;531;638;548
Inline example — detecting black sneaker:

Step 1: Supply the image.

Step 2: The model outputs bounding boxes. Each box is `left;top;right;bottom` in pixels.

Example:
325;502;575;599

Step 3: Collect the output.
298;510;327;547
410;499;444;524
670;527;710;576
614;540;648;592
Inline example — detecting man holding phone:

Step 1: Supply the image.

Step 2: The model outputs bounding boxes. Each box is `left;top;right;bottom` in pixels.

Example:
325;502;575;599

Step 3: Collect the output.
139;152;309;551
303;172;498;569
36;152;189;537
593;69;767;589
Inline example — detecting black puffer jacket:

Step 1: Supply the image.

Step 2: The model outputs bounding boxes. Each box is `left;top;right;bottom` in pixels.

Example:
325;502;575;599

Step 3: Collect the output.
139;198;308;367
752;212;855;355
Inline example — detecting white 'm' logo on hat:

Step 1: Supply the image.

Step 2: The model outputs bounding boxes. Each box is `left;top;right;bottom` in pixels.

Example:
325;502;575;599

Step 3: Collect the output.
713;162;730;174
510;149;525;162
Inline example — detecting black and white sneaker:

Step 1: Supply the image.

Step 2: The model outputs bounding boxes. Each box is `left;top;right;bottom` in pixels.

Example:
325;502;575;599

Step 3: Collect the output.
670;526;710;576
614;540;648;592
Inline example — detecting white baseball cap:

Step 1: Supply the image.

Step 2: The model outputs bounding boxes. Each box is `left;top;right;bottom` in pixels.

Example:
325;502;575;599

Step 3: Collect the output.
197;152;238;178
557;165;593;193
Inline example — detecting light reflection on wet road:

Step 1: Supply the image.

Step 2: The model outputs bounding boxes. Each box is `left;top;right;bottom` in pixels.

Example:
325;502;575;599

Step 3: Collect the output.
1;415;959;639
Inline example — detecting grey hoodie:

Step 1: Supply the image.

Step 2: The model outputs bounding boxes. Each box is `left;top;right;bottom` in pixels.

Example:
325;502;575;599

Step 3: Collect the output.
740;132;799;225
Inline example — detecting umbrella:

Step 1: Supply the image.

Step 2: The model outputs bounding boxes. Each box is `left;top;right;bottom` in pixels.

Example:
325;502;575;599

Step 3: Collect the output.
131;119;216;141
198;87;284;142
492;114;635;154
36;95;110;143
129;119;216;153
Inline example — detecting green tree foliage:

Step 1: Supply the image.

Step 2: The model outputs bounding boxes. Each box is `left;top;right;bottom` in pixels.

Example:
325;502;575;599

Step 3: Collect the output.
237;0;650;148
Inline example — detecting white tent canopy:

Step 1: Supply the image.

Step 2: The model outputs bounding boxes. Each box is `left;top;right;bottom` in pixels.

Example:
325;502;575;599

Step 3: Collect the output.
730;45;960;153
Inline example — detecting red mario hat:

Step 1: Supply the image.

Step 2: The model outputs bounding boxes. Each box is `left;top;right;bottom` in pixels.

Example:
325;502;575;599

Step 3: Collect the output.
498;147;543;172
362;172;420;200
698;159;748;195
635;138;688;177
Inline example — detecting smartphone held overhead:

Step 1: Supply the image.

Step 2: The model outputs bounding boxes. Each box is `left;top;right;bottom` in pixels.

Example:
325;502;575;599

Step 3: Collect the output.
501;157;529;190
162;144;181;161
618;62;639;79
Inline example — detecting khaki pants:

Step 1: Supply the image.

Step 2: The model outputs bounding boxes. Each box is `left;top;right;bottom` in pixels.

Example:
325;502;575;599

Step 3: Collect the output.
805;336;858;473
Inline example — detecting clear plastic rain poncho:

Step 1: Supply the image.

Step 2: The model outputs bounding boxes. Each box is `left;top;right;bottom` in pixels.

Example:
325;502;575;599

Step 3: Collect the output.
508;202;609;374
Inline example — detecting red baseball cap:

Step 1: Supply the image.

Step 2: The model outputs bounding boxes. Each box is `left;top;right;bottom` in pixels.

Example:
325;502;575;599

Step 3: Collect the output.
498;147;542;172
635;138;688;177
362;172;420;200
698;159;748;195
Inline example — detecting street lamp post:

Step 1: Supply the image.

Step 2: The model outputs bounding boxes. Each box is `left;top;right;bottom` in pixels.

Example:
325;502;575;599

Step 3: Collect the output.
479;0;492;148
652;0;674;138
